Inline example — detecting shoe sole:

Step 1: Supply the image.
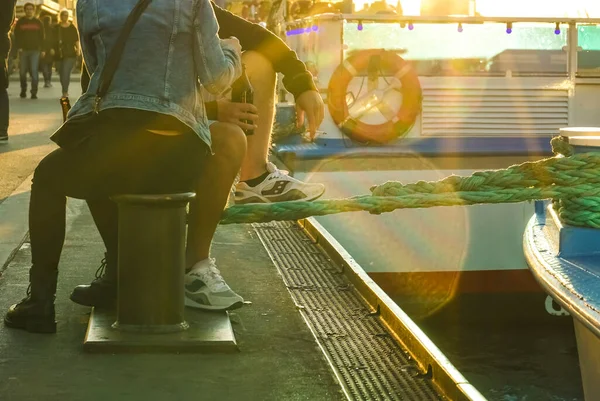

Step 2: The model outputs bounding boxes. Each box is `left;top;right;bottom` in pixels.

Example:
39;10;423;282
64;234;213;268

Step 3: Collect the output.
184;296;244;311
235;188;325;205
4;315;57;333
69;291;115;309
71;291;241;312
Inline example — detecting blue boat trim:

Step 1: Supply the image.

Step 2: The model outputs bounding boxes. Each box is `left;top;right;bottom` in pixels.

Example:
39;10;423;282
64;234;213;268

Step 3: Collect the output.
274;136;554;159
524;204;600;338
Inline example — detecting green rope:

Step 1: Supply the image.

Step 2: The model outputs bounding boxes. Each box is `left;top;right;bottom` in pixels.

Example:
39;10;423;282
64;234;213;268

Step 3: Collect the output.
221;136;600;228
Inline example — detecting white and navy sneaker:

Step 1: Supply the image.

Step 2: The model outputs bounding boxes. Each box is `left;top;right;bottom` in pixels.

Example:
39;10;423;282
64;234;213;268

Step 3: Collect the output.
235;162;325;204
184;258;244;311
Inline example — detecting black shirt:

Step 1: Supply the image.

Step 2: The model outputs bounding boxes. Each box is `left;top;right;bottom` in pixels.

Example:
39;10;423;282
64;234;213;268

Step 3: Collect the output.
55;24;78;59
14;16;44;51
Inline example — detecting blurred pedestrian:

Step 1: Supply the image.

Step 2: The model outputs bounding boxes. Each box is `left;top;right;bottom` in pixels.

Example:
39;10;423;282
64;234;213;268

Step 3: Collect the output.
1;0;17;141
54;10;78;97
40;15;55;88
14;2;45;99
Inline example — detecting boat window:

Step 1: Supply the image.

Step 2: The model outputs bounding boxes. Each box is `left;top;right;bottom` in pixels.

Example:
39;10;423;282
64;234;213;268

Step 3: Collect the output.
577;24;600;77
343;22;568;77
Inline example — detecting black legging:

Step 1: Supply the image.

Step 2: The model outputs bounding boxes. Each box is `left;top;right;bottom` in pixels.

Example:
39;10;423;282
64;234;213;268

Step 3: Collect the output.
29;109;207;294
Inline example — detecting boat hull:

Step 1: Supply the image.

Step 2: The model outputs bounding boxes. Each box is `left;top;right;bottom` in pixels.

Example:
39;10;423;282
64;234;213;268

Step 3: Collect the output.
524;203;600;399
574;319;600;401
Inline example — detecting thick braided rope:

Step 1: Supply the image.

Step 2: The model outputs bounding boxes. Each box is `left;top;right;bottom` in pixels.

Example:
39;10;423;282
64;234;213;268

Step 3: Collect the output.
221;136;600;227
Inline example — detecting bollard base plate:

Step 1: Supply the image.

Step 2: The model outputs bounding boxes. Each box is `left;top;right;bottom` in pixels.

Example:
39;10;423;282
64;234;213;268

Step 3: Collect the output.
83;307;238;353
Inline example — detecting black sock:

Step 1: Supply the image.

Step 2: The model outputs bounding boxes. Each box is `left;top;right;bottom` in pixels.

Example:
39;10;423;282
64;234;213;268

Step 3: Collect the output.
243;171;270;187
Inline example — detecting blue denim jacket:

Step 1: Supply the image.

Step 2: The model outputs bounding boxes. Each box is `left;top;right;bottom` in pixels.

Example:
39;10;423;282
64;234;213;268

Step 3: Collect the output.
69;0;242;147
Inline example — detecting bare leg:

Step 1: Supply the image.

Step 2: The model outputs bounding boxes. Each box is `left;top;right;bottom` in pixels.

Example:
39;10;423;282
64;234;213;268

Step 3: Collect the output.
238;51;277;182
185;122;246;269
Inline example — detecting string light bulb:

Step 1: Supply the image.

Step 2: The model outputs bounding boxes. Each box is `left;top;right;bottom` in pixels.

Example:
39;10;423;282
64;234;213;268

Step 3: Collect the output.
555;22;561;35
506;22;513;34
357;20;363;31
408;21;414;30
458;22;463;33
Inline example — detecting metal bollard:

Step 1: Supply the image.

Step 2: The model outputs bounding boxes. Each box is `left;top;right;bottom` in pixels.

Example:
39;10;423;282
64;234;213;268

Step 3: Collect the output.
110;193;195;334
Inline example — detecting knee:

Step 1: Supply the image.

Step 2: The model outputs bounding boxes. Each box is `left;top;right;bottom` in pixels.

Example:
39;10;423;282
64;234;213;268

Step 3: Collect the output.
32;155;56;189
242;51;276;89
210;122;247;163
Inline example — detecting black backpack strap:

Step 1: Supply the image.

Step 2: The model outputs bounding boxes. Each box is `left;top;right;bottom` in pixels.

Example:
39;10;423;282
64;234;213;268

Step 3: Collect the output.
93;0;153;113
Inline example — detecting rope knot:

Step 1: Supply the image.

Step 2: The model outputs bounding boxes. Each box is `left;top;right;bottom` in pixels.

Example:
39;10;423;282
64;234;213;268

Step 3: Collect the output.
551;136;574;157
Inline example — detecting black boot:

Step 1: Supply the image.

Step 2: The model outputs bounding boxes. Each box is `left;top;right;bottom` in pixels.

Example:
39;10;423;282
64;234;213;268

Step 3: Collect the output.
4;270;58;334
70;256;117;308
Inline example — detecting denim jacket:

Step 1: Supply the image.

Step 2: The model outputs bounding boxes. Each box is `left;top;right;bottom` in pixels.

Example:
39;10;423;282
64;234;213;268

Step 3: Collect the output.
69;0;242;147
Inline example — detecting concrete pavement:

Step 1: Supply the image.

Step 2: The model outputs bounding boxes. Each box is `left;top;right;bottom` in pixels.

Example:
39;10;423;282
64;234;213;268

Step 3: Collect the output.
0;81;81;276
0;199;341;400
0;86;342;401
0;79;81;203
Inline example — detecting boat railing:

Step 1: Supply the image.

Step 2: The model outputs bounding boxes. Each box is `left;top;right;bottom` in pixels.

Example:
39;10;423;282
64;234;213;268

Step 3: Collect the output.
273;12;600;139
282;14;600;78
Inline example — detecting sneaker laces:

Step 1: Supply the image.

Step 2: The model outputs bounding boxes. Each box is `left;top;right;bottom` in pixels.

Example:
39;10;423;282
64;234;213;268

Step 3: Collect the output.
192;258;229;292
266;162;289;178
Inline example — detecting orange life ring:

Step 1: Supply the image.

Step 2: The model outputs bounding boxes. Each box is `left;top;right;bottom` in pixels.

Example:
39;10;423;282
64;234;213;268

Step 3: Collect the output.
328;49;422;143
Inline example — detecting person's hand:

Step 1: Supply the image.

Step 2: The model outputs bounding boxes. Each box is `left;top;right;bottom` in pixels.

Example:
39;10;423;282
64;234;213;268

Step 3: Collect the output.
217;99;258;131
295;90;325;140
222;37;242;57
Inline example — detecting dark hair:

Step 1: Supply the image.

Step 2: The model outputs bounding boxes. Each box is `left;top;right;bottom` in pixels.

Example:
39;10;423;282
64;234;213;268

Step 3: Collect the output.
24;2;35;11
42;15;52;25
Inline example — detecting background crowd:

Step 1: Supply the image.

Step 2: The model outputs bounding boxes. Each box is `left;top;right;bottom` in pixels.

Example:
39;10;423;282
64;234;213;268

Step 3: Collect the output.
8;3;80;100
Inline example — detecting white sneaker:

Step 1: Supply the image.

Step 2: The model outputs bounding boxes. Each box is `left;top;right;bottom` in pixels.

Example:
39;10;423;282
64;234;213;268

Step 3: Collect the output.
235;162;325;204
184;258;244;311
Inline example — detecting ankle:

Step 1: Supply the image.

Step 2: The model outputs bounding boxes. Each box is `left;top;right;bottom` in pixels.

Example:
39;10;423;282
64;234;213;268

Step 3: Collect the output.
239;164;269;182
188;257;211;273
242;171;269;187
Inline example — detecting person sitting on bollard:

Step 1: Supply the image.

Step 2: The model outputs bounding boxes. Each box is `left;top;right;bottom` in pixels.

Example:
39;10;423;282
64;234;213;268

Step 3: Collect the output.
4;0;246;334
81;2;326;204
72;1;326;311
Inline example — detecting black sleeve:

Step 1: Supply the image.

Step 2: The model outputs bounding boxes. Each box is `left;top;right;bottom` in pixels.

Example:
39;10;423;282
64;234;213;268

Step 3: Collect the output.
212;2;316;99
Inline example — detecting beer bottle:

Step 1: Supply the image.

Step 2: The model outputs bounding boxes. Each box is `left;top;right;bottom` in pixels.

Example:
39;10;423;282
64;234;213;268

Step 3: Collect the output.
230;64;254;135
59;96;71;122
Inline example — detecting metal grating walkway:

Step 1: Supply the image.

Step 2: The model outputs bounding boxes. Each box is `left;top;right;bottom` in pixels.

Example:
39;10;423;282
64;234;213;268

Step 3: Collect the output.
254;221;444;401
